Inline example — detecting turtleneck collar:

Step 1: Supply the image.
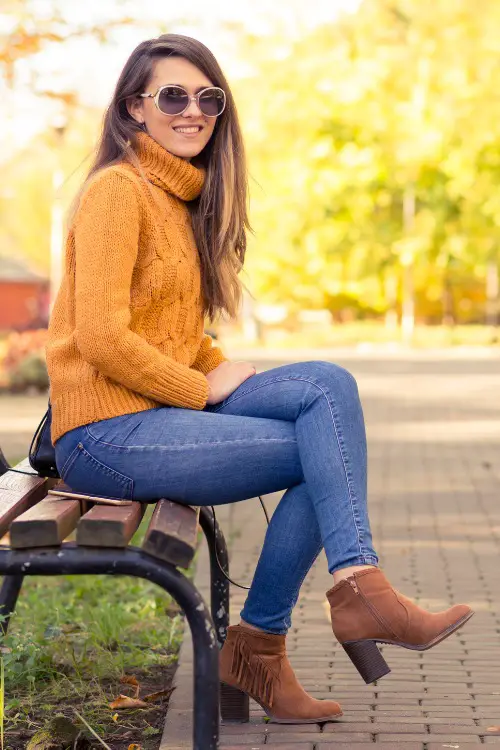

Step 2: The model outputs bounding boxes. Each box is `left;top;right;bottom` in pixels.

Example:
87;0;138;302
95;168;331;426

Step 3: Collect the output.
131;130;205;201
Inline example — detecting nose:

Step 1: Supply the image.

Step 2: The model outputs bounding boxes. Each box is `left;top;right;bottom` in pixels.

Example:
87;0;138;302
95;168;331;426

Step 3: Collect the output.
183;96;203;117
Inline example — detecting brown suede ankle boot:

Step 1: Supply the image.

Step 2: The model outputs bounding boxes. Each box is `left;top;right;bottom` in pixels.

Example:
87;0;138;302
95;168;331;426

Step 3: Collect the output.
219;624;343;724
326;567;474;684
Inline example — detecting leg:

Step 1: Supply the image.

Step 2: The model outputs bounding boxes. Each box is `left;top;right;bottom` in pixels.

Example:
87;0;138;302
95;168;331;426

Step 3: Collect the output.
55;361;379;633
207;362;473;684
239;481;323;634
207;361;379;576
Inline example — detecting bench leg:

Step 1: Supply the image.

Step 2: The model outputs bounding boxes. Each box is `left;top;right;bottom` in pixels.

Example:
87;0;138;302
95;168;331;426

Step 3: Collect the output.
199;507;250;724
199;506;230;646
0;446;10;476
0;574;24;635
0;451;24;635
0;547;220;750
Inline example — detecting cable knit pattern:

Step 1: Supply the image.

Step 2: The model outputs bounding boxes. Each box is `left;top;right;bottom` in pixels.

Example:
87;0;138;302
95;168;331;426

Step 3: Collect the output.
46;130;228;445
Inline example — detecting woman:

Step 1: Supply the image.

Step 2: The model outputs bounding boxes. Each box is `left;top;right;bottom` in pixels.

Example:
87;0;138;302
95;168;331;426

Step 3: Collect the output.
46;34;473;724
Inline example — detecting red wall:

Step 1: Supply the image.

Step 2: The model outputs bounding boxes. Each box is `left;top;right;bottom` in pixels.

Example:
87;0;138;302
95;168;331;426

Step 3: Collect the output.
0;281;49;331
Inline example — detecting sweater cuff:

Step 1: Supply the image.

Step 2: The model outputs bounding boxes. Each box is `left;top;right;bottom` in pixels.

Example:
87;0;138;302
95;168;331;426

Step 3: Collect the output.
144;361;210;410
193;345;228;375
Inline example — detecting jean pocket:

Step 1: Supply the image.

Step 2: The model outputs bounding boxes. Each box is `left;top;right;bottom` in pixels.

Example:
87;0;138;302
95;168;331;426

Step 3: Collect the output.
60;441;134;500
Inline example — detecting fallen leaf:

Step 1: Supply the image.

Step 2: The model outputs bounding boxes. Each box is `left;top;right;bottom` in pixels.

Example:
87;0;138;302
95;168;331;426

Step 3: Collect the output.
128;745;142;750
120;675;140;698
112;713;119;722
109;695;148;710
143;687;175;703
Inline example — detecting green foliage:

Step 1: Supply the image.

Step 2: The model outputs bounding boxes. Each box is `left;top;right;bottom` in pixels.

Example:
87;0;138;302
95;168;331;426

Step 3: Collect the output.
232;0;500;325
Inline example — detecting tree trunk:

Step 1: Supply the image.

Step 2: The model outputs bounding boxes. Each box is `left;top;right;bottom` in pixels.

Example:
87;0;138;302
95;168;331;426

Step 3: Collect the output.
384;270;399;330
486;260;499;329
441;267;455;327
401;185;415;342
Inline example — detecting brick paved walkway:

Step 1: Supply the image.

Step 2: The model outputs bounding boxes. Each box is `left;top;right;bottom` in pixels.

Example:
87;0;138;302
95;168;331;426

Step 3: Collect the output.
161;350;500;749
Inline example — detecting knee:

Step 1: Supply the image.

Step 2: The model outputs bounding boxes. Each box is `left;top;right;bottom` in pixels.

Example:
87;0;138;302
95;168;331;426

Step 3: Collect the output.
299;360;359;394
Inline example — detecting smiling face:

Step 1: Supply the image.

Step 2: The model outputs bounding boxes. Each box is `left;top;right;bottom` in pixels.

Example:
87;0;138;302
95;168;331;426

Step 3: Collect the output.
127;55;219;160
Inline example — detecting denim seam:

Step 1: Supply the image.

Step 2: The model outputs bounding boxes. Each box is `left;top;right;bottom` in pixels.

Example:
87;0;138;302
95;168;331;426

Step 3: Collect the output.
213;374;366;560
84;425;296;450
60;442;81;479
80;444;134;488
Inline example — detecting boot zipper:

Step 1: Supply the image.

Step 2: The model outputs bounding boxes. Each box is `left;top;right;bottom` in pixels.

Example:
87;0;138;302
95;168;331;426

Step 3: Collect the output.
347;577;400;641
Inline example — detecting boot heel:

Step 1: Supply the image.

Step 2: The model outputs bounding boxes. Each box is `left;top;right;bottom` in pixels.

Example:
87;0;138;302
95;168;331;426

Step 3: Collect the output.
343;640;391;683
220;682;250;723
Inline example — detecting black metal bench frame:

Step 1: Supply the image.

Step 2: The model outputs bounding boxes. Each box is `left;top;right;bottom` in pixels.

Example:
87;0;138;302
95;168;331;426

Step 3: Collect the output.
0;449;233;750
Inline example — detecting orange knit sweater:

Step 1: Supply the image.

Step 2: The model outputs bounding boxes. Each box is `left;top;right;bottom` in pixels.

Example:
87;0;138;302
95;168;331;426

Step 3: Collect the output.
46;130;228;445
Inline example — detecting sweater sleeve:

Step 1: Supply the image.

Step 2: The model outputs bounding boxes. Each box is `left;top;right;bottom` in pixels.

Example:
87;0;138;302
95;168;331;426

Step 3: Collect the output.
191;333;229;375
73;168;210;410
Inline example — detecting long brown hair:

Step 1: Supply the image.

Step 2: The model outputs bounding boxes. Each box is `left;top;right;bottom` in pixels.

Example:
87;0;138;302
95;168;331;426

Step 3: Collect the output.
68;34;251;322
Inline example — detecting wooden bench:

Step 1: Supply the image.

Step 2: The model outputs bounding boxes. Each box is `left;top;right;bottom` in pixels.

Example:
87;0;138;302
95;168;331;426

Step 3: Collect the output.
0;450;249;750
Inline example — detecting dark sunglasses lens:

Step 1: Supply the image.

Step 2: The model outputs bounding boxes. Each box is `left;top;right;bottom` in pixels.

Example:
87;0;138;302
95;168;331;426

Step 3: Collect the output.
158;86;189;115
199;88;225;116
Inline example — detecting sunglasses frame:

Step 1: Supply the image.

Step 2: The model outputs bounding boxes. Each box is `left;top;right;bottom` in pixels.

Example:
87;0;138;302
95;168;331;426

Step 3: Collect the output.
139;84;226;118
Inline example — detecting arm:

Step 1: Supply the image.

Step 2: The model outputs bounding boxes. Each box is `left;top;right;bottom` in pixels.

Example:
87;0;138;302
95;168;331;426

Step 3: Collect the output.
74;168;210;410
191;332;229;375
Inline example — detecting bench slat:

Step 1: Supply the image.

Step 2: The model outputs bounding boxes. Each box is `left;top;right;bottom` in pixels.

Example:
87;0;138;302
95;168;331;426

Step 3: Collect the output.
77;502;144;547
0;460;50;537
142;499;199;568
10;496;82;549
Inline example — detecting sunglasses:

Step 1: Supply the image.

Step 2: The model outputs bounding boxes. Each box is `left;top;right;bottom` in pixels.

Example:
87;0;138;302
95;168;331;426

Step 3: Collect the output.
139;84;226;118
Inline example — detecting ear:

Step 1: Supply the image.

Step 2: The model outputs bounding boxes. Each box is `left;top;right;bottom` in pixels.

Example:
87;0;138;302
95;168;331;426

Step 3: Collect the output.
125;96;144;124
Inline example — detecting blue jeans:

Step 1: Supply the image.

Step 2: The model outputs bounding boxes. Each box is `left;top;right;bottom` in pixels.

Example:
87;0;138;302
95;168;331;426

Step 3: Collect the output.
54;361;379;634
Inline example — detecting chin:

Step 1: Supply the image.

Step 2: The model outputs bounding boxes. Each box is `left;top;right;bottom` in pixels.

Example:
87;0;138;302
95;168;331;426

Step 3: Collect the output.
169;145;204;160
165;133;212;160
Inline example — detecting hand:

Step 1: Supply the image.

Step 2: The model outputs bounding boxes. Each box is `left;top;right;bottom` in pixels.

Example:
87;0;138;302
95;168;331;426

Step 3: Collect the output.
206;360;256;405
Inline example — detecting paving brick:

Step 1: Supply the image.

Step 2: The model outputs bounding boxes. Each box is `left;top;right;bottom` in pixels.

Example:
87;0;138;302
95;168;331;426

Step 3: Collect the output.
220;723;268;734
258;723;321;734
323;721;426;733
267;733;373;743
218;737;267;746
377;736;480;743
321;746;422;750
428;725;484;734
416;711;476;720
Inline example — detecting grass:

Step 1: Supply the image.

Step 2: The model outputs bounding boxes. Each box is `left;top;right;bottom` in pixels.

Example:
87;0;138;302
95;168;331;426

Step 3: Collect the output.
0;490;199;749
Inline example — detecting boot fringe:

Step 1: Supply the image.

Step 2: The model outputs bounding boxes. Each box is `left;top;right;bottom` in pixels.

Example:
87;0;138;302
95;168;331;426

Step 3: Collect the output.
229;632;276;708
